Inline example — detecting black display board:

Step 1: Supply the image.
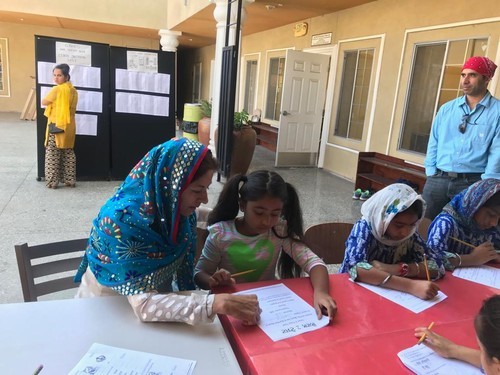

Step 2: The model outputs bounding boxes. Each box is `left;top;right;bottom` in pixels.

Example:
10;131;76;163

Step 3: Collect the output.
109;47;175;179
35;35;111;180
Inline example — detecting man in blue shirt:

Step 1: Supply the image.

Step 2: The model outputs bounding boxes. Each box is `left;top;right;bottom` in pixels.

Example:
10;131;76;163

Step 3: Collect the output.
422;56;499;220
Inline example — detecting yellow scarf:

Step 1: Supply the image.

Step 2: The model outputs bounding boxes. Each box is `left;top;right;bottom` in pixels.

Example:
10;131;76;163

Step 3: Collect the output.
43;82;73;127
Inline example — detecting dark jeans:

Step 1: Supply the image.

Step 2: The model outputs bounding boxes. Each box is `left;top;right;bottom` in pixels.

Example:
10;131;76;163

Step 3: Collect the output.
422;175;481;220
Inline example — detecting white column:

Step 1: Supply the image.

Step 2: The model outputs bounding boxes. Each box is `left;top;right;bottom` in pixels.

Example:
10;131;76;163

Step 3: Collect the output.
209;0;251;150
158;29;182;52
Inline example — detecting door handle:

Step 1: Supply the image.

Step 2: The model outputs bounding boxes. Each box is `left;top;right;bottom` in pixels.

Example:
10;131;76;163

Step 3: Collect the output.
282;110;289;116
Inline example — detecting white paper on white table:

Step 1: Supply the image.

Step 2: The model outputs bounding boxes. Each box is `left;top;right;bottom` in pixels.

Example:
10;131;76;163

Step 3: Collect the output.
68;343;196;375
235;283;329;342
355;281;447;313
453;265;500;289
398;343;482;375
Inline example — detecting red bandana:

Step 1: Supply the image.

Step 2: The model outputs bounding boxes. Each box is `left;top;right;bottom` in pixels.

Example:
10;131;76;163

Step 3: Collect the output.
462;56;497;80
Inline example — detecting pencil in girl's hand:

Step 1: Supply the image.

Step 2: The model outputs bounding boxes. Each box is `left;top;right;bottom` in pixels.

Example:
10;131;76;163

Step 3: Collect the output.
417;321;435;345
423;254;430;281
33;365;43;375
231;269;256;278
449;236;475;248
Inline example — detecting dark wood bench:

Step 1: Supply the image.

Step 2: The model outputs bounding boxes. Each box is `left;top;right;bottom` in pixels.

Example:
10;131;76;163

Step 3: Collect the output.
252;123;278;152
355;152;426;193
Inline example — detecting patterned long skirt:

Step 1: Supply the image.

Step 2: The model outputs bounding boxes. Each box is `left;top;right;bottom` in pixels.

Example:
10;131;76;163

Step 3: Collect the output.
45;134;76;188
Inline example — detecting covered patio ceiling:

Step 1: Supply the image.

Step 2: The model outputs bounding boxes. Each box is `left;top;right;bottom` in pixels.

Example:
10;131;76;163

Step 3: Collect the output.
0;0;376;49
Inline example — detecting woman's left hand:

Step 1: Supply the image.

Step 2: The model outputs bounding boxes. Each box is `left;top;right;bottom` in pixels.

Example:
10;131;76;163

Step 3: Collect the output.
313;291;337;320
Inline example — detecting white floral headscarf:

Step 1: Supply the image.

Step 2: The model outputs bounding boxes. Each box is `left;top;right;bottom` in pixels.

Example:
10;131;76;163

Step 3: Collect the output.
361;183;426;246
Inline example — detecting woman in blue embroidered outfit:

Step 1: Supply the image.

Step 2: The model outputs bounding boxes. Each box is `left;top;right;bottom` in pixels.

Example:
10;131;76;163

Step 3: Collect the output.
41;63;78;189
339;183;444;300
427;178;500;270
75;138;260;325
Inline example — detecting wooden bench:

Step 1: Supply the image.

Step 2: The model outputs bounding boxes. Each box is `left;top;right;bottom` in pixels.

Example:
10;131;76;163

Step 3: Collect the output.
252;123;278;152
355;152;426;193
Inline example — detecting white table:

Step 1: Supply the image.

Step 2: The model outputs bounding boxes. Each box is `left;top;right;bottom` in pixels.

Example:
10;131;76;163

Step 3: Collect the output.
0;296;242;374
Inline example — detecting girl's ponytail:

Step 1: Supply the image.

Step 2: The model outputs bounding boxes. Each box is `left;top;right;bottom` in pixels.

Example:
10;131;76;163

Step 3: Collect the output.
207;174;246;225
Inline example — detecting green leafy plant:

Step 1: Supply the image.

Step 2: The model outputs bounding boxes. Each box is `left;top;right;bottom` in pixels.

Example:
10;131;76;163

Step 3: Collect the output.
234;110;249;130
199;99;212;118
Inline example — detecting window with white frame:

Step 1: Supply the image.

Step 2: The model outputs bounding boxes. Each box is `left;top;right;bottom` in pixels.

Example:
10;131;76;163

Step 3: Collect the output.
334;49;374;140
192;62;201;103
243;59;258;113
399;37;488;154
265;56;285;121
0;38;10;97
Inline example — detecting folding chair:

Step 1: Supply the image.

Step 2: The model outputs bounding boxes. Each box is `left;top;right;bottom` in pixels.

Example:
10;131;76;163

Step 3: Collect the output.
15;238;88;302
417;217;432;241
303;222;354;264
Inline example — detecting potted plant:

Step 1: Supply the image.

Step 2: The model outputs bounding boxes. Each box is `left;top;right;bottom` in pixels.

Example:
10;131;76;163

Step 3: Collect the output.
197;99;212;146
229;109;257;176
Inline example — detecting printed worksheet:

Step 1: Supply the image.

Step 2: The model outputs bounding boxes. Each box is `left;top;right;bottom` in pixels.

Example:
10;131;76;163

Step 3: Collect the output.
453;265;500;289
398;343;481;375
235;283;329;342
356;281;447;313
68;343;196;375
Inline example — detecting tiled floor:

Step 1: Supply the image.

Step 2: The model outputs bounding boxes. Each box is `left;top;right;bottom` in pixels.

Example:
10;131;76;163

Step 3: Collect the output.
0;112;360;303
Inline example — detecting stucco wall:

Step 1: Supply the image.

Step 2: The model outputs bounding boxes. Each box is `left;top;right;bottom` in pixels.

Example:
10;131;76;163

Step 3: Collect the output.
233;0;500;180
0;22;159;112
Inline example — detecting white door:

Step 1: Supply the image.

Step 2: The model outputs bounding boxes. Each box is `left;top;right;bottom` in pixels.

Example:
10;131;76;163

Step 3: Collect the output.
275;50;330;167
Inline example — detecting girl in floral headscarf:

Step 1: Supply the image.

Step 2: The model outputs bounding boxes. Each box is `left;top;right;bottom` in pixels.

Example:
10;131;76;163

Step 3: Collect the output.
427;178;500;270
75;138;261;326
340;183;444;300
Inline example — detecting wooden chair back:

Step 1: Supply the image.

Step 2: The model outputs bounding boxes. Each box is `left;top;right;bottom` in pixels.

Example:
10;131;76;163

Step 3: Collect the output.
195;227;209;264
417;217;432;241
15;238;88;302
303;222;354;264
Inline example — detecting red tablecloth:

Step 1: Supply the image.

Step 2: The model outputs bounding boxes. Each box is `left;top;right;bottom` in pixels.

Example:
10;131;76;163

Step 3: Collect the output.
217;272;499;375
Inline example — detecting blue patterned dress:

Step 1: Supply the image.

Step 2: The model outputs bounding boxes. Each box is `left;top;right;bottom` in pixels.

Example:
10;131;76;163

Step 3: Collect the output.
427;178;500;270
339;183;444;279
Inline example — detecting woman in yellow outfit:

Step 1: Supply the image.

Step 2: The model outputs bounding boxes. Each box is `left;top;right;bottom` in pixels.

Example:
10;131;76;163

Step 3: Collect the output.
41;63;78;189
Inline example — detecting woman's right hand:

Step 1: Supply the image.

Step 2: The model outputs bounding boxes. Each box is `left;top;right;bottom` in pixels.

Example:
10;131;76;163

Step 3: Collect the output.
471;242;498;265
213;294;261;325
410;280;440;300
208;268;235;289
414;327;457;358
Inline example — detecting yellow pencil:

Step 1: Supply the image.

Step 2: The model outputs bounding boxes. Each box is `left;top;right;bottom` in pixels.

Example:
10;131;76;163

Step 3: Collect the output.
449;236;475;248
231;269;256;278
450;236;500;254
423;254;430;281
417;321;435;345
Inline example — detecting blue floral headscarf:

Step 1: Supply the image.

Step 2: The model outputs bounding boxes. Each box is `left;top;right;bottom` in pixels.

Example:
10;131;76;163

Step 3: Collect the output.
75;138;209;295
442;178;500;232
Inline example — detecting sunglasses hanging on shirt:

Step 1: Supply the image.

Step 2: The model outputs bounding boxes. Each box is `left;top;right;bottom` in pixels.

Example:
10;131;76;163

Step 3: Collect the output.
458;114;469;134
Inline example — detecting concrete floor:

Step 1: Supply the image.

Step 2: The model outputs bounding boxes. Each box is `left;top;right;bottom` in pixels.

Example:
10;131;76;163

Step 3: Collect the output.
0;112;360;304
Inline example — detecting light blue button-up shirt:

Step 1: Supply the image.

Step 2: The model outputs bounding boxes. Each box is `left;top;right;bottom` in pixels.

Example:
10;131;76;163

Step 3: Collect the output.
424;91;500;179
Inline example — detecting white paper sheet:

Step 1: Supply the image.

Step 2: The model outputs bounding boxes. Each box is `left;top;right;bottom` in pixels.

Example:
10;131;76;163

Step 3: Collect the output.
236;283;329;342
115;91;169;117
453;265;500;289
76;114;98;136
398;344;482;375
116;68;170;94
356;281;447;313
37;61;101;88
40;86;103;114
68;343;196;375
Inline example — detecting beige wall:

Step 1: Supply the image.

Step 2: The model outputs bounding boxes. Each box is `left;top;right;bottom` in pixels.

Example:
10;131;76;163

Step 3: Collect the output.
0;1;168;29
219;0;500;181
0;22;159;112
